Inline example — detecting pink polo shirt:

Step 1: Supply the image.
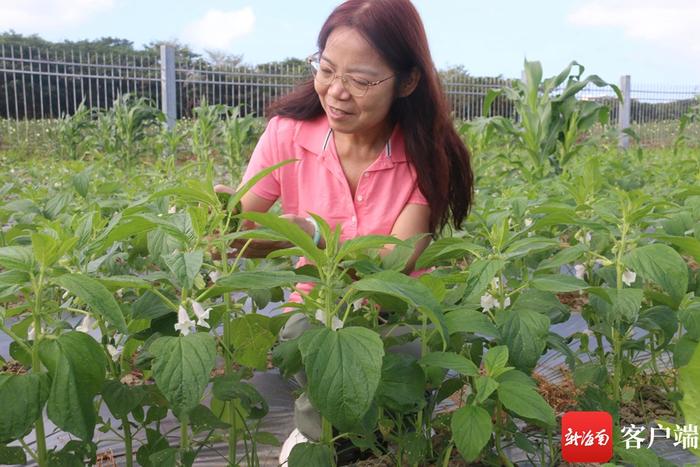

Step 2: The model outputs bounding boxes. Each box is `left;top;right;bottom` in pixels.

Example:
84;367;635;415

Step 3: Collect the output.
241;115;429;301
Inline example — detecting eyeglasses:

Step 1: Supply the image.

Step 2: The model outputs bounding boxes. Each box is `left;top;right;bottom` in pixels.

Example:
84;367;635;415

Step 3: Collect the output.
306;52;395;97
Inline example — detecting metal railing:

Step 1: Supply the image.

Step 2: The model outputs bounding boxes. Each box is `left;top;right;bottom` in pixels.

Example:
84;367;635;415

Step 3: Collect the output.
1;43;698;147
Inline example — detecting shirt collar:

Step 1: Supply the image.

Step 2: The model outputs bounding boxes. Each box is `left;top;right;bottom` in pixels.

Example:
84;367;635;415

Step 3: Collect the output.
293;115;407;163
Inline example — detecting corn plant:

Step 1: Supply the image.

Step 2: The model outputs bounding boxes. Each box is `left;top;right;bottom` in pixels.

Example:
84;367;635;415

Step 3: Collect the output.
481;60;622;180
222;106;256;186
55;102;95;160
191;97;226;175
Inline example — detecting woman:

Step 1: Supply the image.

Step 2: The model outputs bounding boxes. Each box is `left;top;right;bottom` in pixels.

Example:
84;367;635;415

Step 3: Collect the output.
215;0;474;461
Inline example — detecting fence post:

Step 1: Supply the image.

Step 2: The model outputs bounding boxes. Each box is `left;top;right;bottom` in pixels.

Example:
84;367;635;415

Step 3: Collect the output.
618;75;631;149
160;45;176;130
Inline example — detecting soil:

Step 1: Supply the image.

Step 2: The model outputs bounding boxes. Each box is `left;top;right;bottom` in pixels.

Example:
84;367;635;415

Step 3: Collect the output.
0;360;27;375
557;291;589;313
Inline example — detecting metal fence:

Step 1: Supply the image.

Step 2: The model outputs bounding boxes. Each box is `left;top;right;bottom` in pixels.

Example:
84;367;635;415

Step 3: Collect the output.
1;43;698;147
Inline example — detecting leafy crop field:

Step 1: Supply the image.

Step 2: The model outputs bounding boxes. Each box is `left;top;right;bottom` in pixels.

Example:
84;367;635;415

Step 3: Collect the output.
1;63;699;467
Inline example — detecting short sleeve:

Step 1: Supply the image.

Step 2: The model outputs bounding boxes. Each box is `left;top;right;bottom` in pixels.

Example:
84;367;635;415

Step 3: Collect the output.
407;182;429;205
240;117;281;200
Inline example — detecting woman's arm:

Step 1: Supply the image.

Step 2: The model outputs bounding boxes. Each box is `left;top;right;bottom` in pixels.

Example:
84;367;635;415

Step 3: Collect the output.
386;203;432;274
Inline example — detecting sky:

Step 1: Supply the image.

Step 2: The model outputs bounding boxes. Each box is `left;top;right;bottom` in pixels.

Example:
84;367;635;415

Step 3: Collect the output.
1;0;699;89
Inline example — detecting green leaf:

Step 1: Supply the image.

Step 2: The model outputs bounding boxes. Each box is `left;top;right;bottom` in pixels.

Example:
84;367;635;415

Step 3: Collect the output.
678;343;700;458
288;442;333;467
0;246;35;272
512;289;570;324
230;314;277;370
102;380;147;419
444;308;500;337
352;271;448;348
198;270;318;301
54;274;128;334
419;351;478;376
415;237;488;270
462;259;505;305
497;380;555;426
150;333;217;419
474;376;500;404
189;404;231;432
531;274;589;292
679;302;700;340
72;170;90;198
163;250;203;290
98;275;152;291
39;332;107;440
451;405;492;462
484;345;511;378
504;237;559;260
298;327;384;432
0;444;26;465
211;374;268;419
588;287;644;322
131;291;173;320
648;234;700;263
624;244;688;303
0;373;49;442
536;243;588;271
238;211;325;266
376;353;426;413
499;309;550;373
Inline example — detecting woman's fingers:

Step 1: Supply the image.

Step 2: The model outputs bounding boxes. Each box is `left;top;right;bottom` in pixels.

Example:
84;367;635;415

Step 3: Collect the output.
213;184;236;195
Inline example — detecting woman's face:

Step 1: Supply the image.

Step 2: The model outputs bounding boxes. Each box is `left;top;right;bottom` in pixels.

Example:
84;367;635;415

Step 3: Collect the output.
315;27;398;137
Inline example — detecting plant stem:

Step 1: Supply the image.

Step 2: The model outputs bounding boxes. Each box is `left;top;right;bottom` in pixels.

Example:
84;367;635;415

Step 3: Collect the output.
122;417;134;467
31;270;48;467
180;415;190;451
494;401;514;467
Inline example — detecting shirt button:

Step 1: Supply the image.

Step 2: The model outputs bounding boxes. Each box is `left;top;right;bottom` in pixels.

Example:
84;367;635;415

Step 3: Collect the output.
351;216;356;223
357;195;364;202
363;173;369;178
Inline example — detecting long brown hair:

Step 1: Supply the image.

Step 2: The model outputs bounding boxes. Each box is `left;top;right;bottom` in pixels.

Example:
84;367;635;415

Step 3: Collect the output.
268;0;473;234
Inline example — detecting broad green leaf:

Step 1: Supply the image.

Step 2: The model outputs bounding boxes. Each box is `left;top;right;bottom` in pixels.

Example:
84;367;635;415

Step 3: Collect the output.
163;250;203;290
512;289;570;324
212;374;268;419
0;373;49;442
352;270;448;348
648;234;700;263
230;314;277;370
238;211;325;266
624;244;688;303
483;345;511;377
588;287;644;322
0;444;26;465
678;343;700;458
474;376;499;404
451;405;492;462
497;380;555;426
72;170;90;198
504;237;559;260
88;214;158;256
376;353;426;413
419;351;478;376
150;333;217;419
31;232;57;267
531;274;589;292
198;270;318;301
463;259;505;305
189;404;231;432
680;302;700;340
445;308;499;337
298;327;384;432
0;246;35;272
39;332;107;440
536;243;588;271
150;180;219;207
98;275;152;290
102;380;147;419
131;291;173;320
288;442;333;467
54;274;128;334
337;234;402;259
499;309;550;373
415;237;488;269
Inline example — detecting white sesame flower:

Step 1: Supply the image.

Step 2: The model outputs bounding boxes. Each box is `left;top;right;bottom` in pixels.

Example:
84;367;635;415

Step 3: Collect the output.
480;293;498;312
622;270;636;286
191;300;211;329
315;309;343;331
585;232;592;243
168;205;177;214
524;218;533;228
491;277;500;289
574;264;586;280
28;324;35;340
76;315;94;333
502;296;511;309
116;288;124;298
208;270;221;283
352;298;364;311
107;344;120;362
174;305;195;336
